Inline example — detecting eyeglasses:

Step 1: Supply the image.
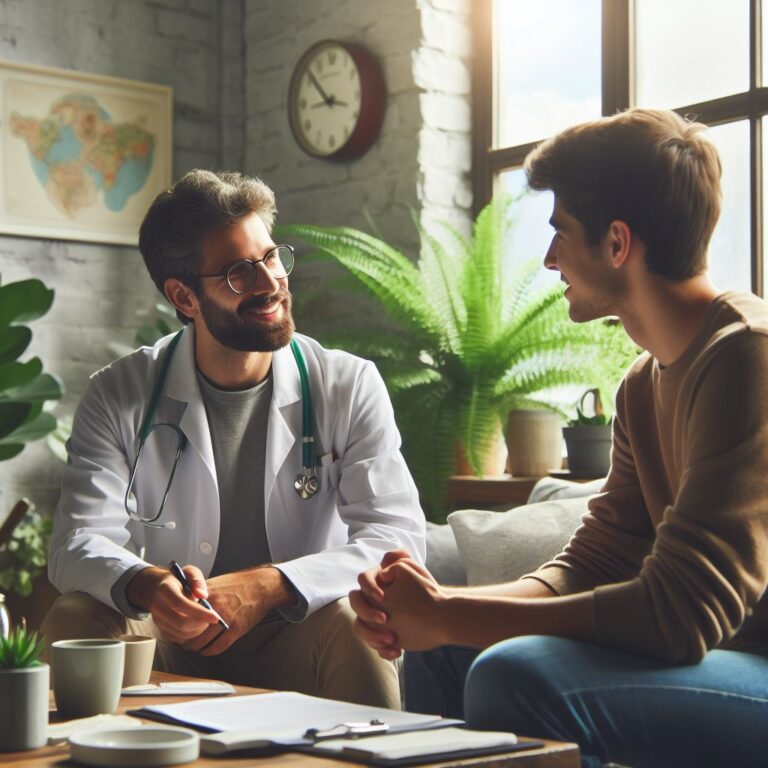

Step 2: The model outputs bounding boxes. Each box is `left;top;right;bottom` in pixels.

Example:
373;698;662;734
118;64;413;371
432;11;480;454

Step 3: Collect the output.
125;422;188;528
196;244;295;294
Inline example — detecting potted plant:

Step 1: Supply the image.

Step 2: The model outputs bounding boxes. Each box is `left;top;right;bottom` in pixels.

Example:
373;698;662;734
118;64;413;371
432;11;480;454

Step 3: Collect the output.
0;277;63;627
0;500;58;631
280;195;636;516
0;623;48;751
0;278;63;461
562;388;613;477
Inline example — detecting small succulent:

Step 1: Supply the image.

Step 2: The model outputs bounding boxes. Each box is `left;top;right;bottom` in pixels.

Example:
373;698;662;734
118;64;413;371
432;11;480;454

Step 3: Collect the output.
569;388;611;427
0;623;46;669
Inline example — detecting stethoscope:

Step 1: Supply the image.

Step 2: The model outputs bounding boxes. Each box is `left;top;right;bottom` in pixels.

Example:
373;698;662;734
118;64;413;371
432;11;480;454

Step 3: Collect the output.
124;330;319;530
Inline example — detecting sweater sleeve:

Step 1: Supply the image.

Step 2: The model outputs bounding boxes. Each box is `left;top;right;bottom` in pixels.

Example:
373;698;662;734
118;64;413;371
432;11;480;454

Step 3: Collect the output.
594;332;768;663
524;364;655;595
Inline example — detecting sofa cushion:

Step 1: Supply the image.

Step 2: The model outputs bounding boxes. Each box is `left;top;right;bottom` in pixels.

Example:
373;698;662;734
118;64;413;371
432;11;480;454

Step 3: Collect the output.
528;476;605;504
447;496;588;586
425;521;467;586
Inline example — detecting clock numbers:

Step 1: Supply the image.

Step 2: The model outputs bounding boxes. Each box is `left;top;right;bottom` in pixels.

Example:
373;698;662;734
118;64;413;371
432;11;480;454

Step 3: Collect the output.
290;41;379;159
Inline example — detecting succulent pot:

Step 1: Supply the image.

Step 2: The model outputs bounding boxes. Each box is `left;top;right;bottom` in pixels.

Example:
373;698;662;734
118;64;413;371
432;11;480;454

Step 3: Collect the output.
562;424;613;477
505;409;563;477
0;663;49;751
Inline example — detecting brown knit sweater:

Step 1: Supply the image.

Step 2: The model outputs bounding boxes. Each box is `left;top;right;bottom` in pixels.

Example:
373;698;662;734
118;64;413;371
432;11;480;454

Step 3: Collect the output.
527;292;768;663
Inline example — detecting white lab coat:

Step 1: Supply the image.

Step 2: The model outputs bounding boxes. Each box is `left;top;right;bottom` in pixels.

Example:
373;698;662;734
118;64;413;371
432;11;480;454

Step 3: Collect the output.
48;326;426;618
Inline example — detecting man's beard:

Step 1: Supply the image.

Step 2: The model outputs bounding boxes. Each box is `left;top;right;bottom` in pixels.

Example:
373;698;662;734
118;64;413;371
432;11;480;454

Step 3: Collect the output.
197;288;295;352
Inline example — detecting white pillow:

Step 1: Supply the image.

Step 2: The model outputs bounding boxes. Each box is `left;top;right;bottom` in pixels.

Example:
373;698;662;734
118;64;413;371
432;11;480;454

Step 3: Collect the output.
447;497;588;586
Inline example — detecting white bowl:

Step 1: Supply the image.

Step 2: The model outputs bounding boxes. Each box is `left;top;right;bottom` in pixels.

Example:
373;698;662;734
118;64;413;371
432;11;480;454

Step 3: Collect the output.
69;726;200;767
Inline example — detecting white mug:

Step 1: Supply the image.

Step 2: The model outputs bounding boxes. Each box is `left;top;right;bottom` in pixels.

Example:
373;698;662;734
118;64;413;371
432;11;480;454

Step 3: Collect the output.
118;634;156;688
51;639;125;718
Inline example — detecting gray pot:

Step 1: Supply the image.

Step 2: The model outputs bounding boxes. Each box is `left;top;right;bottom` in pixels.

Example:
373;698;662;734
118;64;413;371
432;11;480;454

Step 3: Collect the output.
562;424;612;477
0;663;49;751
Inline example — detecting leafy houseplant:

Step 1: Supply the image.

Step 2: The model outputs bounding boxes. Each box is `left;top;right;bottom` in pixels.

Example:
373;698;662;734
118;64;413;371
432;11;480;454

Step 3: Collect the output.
0;278;63;461
0;504;52;599
0;623;48;751
280;195;637;515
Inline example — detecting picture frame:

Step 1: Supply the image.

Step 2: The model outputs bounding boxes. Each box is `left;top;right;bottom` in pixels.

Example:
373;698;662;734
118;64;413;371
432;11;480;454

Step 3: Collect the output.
0;59;172;246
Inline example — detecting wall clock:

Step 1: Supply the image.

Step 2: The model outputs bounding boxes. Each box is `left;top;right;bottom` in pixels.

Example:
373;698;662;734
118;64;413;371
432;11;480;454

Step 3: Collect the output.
288;40;386;161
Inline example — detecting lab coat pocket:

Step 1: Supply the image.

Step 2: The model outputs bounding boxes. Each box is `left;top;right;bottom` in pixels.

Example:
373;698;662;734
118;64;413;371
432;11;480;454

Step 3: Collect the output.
317;452;342;492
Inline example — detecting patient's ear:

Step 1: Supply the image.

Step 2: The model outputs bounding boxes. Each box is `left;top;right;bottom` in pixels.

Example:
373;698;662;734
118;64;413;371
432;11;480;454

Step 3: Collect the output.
606;220;632;268
164;278;199;320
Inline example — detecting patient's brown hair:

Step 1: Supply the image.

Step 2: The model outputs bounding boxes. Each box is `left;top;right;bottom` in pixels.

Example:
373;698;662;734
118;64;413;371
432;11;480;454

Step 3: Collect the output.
524;109;722;281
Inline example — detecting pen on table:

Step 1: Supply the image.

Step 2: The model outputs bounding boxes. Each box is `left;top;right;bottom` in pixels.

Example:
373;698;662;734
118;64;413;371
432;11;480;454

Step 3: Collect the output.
169;560;230;631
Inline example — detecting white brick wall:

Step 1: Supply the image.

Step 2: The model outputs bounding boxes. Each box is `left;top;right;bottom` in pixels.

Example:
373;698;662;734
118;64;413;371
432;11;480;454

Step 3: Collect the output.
0;0;473;523
244;0;472;324
0;0;245;519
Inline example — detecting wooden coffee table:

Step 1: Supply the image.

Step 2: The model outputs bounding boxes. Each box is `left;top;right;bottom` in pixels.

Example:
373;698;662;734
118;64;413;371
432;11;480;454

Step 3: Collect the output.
9;672;579;767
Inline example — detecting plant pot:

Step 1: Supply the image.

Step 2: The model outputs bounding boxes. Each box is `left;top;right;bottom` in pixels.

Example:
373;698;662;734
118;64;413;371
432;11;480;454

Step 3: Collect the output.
0;663;49;751
505;409;563;477
562;424;612;477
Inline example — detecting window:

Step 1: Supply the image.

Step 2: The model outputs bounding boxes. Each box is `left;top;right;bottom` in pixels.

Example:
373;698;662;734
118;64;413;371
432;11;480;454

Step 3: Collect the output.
473;0;768;294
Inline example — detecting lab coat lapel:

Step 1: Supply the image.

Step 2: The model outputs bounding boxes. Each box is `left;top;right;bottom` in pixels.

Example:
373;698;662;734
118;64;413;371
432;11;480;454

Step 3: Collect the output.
264;343;302;506
163;326;217;483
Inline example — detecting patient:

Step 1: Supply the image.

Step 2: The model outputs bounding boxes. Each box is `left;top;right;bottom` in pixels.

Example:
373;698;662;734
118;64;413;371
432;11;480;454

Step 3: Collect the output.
350;108;768;767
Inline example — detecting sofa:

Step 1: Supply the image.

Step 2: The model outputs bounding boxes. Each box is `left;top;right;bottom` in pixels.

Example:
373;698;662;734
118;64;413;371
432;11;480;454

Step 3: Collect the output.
425;476;606;586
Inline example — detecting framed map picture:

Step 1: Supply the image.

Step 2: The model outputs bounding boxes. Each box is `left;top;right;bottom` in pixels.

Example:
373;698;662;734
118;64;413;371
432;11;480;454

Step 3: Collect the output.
0;60;172;245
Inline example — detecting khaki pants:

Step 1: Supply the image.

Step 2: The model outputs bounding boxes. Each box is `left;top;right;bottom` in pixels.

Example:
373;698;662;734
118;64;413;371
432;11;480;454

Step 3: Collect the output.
41;592;400;709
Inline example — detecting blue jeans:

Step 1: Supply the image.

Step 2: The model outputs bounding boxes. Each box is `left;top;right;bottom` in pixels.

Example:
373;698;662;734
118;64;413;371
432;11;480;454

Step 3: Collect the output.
405;637;768;768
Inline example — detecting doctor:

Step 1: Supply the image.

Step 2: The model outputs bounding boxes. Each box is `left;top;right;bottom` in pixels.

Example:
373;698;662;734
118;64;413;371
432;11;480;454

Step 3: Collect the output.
44;169;426;708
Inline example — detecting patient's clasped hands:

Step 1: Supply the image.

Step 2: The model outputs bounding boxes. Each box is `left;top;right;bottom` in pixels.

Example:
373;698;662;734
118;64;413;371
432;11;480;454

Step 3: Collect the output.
349;549;448;660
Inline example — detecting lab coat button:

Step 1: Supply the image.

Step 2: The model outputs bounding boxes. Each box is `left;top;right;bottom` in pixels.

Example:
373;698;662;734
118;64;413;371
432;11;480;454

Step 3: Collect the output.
199;541;213;555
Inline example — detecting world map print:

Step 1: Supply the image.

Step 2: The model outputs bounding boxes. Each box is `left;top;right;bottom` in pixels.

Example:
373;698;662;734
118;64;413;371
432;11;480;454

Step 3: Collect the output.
10;93;155;218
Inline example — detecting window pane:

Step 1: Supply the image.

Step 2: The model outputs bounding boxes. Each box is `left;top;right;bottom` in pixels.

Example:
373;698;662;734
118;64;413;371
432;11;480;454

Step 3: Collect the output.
707;121;751;293
496;0;601;148
764;0;768;88
635;0;749;109
498;167;557;286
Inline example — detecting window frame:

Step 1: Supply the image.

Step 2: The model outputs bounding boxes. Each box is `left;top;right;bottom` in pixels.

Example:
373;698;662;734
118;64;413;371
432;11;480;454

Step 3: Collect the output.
472;0;768;295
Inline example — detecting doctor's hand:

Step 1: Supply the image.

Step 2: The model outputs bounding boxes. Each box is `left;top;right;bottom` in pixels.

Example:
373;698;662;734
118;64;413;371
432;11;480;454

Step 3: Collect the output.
350;549;443;660
126;565;220;644
181;565;296;657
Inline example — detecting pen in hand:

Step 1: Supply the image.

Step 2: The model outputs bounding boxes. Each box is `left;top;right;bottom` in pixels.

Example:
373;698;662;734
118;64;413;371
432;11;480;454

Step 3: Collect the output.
168;560;230;631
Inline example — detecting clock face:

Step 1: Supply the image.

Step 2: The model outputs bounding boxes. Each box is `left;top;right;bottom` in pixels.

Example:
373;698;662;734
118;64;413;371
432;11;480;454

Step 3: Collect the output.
289;41;383;160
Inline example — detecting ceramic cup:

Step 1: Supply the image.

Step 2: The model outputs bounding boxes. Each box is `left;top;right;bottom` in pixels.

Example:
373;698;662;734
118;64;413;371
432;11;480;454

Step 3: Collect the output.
51;639;125;718
118;634;156;688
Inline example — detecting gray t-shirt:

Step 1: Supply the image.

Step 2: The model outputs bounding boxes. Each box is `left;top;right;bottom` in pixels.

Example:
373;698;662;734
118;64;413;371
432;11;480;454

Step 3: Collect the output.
197;370;273;577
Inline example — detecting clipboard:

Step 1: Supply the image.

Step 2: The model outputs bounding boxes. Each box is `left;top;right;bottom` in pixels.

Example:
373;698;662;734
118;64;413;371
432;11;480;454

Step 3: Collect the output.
301;727;544;766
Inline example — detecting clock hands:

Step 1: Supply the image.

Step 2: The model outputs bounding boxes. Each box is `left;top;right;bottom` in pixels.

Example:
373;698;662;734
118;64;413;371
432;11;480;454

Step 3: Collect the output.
307;70;332;106
307;70;347;108
310;99;348;109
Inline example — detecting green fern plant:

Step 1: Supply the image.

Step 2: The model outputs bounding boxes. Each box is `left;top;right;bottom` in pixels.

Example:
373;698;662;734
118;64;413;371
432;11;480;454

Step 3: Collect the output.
279;195;637;515
0;624;45;669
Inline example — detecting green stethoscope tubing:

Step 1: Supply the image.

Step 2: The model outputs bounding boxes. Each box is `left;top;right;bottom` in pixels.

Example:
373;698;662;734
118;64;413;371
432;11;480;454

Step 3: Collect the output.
138;329;315;488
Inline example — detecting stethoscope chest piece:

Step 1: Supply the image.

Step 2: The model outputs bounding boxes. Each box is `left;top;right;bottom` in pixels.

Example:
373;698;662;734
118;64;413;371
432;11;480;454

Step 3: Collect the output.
295;468;320;499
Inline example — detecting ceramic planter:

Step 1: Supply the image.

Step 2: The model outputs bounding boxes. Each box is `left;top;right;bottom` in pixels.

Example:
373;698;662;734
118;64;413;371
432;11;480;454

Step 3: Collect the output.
562;424;613;477
0;663;49;751
506;409;563;477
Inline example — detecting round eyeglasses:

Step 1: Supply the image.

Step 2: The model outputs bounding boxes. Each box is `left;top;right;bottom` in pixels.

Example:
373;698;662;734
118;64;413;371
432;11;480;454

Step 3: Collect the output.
197;244;295;294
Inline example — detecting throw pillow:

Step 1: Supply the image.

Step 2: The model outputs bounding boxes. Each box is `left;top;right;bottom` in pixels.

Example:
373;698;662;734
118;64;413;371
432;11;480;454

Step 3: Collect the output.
447;497;588;586
528;476;604;504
